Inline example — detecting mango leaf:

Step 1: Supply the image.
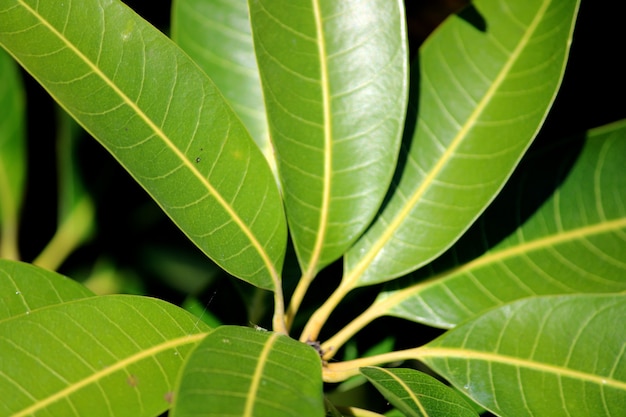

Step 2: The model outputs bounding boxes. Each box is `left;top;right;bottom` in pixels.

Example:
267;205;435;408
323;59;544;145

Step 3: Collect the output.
249;0;408;274
171;325;324;417
0;0;286;290
344;0;581;286
0;47;25;260
0;276;211;417
171;0;274;170
0;259;94;320
361;367;478;417
377;119;626;328
420;294;626;417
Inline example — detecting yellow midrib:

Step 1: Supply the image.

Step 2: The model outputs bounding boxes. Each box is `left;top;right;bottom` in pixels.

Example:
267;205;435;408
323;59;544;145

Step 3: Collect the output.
344;0;552;284
14;333;207;417
376;368;428;415
302;0;333;277
382;216;626;314
419;346;626;391
18;0;279;285
243;332;279;417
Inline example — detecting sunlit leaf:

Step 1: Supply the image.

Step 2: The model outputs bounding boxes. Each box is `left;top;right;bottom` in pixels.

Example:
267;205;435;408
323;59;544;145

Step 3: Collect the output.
171;0;274;170
249;0;408;274
361;367;478;417
0;289;211;417
420;294;626;417
344;0;581;286
0;259;94;320
0;47;25;260
377;119;626;328
0;0;286;290
171;325;324;417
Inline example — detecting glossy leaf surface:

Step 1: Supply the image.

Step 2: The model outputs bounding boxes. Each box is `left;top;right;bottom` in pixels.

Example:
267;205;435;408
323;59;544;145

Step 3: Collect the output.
249;0;408;274
0;48;25;260
378;120;626;328
361;367;478;417
0;0;286;290
420;294;626;417
172;325;324;417
171;0;273;168
0;289;210;416
345;0;581;286
0;259;94;320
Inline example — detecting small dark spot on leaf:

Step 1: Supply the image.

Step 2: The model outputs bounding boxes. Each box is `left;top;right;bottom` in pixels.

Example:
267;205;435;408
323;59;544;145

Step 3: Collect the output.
195;157;201;163
164;391;174;404
127;374;138;387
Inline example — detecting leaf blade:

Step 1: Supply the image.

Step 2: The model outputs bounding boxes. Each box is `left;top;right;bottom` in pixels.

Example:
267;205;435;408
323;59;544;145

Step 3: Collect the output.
0;293;210;417
0;0;286;289
171;326;324;417
0;259;94;320
249;0;408;274
361;367;479;417
171;0;273;169
419;294;626;417
345;0;581;286
378;120;626;328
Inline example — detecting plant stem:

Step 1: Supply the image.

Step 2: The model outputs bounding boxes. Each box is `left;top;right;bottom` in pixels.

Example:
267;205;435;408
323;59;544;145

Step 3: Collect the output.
0;172;20;260
299;281;352;343
272;280;288;335
285;267;316;330
33;196;94;271
321;280;436;359
323;346;423;383
321;303;381;360
332;405;386;417
0;221;19;260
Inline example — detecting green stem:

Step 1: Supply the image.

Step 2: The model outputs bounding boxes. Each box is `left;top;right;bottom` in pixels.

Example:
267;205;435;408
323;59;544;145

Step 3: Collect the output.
0;220;20;260
299;281;352;343
331;404;386;417
33;196;93;271
0;167;21;260
321;303;381;360
272;279;288;335
285;267;316;330
323;346;423;383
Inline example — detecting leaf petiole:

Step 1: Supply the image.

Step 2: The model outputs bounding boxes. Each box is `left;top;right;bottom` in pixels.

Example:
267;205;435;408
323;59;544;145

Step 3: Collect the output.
323;347;422;383
285;268;316;330
299;280;352;343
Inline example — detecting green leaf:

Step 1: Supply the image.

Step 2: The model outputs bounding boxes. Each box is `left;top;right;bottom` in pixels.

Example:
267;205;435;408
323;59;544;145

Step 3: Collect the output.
0;292;211;417
378;119;626;328
171;325;324;417
361;367;478;417
249;0;408;274
171;0;274;170
344;0;581;286
420;294;626;417
0;259;94;320
0;47;25;260
0;0;286;290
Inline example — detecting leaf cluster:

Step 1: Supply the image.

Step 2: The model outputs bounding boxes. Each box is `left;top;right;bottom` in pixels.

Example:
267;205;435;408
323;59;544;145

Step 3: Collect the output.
0;0;625;416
